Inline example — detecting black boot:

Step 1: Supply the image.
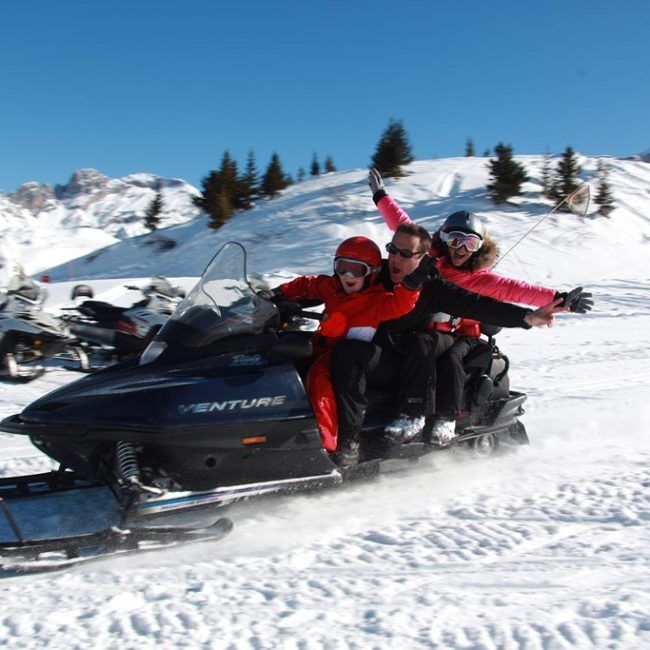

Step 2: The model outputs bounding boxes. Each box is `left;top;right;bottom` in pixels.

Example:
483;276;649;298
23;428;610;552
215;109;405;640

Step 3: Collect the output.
332;431;360;467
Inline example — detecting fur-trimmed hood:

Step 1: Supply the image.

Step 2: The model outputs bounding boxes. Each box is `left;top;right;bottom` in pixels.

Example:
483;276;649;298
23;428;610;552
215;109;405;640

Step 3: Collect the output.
431;230;499;271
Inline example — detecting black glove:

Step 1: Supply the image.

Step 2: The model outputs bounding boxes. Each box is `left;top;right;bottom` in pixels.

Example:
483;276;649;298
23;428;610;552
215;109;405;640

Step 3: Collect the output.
256;287;281;302
368;168;385;195
275;299;306;322
401;255;436;290
556;287;594;313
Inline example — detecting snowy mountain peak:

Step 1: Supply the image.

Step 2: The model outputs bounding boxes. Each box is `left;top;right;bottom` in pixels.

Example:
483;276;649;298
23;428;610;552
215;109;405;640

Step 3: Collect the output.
0;168;201;281
7;181;57;214
54;168;111;199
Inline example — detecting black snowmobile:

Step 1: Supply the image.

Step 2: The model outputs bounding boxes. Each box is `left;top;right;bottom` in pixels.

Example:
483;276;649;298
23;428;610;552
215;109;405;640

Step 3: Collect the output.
0;243;527;571
59;276;184;368
0;276;84;381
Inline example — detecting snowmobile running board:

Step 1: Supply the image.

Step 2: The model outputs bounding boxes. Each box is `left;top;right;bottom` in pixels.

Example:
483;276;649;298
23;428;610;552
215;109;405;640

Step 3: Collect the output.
130;471;343;517
0;470;343;573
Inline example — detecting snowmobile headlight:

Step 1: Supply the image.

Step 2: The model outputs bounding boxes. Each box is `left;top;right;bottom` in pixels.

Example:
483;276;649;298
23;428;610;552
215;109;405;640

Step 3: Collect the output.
140;340;167;365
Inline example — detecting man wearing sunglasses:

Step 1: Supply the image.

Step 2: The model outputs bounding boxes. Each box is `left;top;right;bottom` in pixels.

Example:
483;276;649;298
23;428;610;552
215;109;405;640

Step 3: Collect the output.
352;168;592;445
328;218;575;454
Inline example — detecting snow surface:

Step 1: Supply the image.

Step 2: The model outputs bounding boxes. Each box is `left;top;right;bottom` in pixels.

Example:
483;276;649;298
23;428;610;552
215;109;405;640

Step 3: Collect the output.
0;156;649;648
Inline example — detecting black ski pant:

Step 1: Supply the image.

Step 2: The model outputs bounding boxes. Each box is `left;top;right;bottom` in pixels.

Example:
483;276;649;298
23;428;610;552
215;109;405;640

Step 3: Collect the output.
329;331;456;437
435;336;482;417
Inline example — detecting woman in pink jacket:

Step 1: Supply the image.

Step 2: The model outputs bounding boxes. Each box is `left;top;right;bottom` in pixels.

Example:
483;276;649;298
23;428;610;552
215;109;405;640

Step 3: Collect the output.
368;169;592;443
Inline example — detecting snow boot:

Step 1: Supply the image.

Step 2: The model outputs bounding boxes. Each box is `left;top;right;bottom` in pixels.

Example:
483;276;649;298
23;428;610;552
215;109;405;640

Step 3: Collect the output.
429;418;457;445
384;414;426;442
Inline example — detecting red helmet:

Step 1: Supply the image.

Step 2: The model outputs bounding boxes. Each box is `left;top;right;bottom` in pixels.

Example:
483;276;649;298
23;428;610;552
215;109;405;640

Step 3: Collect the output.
334;236;382;269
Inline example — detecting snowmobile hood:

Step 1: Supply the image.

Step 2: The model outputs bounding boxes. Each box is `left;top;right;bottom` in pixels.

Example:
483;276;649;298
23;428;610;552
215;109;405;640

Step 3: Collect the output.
11;348;312;435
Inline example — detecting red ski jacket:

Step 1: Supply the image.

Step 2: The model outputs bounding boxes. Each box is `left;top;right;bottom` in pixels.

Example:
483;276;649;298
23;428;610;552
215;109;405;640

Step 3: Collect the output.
277;274;419;347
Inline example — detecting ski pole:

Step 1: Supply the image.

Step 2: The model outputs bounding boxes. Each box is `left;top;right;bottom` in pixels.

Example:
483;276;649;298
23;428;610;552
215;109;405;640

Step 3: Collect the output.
492;184;590;269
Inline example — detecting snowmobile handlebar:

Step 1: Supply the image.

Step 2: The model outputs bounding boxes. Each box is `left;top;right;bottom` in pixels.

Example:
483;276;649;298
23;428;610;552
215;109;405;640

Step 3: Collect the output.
275;300;326;324
296;309;326;322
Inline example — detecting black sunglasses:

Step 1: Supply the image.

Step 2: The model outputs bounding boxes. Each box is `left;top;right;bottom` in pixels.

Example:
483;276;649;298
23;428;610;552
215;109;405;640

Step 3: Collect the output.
385;242;425;259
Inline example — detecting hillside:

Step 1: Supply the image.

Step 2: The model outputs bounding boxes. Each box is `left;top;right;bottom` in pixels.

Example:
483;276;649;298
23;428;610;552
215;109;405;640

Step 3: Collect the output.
36;155;650;290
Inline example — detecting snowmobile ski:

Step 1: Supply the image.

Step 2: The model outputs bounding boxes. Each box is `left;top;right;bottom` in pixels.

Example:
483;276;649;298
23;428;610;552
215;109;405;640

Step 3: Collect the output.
0;517;233;574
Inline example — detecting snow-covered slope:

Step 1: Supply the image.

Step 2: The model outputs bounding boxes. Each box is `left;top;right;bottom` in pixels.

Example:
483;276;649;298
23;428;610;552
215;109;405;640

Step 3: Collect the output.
0;168;200;284
0;156;649;648
40;155;650;290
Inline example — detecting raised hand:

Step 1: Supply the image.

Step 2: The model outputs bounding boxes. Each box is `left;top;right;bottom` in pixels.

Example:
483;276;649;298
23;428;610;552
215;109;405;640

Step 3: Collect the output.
368;168;385;195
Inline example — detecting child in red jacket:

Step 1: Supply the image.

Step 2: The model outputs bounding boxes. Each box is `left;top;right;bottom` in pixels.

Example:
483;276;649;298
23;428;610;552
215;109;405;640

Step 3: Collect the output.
275;236;428;464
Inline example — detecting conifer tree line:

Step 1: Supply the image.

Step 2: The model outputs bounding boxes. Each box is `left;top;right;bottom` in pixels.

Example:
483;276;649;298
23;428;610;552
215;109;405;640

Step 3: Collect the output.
194;149;338;229
191;119;615;230
486;143;615;216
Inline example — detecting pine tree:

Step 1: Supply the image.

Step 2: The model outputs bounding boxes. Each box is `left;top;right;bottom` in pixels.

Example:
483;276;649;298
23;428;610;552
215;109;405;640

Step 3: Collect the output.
324;156;336;173
192;150;240;229
465;138;475;157
370;118;414;177
486;143;529;204
553;146;582;209
237;149;259;210
144;181;164;231
310;153;320;177
261;152;291;198
540;150;554;200
483;148;491;157
297;168;306;183
594;159;615;217
193;169;221;216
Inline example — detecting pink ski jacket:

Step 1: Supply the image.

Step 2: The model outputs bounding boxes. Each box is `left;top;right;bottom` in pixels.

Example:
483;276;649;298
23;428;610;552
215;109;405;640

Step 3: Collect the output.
377;193;557;336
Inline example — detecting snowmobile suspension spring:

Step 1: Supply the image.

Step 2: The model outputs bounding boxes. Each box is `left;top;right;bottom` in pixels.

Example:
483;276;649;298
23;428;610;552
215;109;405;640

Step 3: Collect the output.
116;441;141;484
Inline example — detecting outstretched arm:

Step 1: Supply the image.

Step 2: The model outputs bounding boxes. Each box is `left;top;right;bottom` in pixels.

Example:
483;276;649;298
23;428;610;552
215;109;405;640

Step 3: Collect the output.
275;275;337;302
523;298;564;328
369;169;414;231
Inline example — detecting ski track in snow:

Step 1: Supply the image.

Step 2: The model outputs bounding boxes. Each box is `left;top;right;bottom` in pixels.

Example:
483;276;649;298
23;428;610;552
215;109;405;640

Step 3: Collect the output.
0;295;648;648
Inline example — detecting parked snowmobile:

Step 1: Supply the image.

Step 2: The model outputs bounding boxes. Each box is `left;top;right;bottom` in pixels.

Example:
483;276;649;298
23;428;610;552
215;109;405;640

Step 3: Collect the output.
60;276;184;366
0;276;83;381
0;242;527;570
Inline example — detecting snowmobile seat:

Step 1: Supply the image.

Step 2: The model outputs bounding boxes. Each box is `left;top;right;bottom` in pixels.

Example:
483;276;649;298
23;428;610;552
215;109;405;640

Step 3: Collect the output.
77;300;128;322
480;324;502;338
71;284;94;300
463;340;510;404
145;276;175;299
8;284;41;302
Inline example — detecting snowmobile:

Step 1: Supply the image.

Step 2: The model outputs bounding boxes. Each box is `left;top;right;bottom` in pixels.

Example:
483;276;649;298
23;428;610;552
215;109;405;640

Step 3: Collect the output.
0;242;528;571
0;276;85;381
59;276;184;367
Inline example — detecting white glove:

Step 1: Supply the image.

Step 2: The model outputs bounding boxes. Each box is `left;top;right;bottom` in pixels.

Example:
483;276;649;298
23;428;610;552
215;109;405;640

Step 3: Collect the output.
368;168;385;195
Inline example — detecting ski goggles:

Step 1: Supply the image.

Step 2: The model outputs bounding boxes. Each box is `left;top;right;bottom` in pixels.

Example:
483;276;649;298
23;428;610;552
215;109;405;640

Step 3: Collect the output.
440;230;483;252
333;257;376;278
385;242;426;259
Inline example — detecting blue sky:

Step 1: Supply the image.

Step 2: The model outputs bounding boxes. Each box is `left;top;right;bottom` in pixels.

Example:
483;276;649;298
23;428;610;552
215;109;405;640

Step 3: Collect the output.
0;0;647;192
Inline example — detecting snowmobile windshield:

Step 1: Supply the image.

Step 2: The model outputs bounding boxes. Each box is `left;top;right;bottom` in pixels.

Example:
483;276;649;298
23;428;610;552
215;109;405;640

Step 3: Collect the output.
143;242;279;360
